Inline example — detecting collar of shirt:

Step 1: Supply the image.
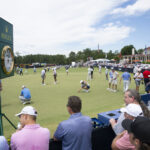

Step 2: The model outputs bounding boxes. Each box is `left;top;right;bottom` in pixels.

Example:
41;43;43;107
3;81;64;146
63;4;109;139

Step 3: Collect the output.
69;112;82;119
23;124;40;129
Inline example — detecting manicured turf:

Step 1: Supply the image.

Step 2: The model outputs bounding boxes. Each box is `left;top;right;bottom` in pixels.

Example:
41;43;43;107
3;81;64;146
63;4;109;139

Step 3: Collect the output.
1;67;145;139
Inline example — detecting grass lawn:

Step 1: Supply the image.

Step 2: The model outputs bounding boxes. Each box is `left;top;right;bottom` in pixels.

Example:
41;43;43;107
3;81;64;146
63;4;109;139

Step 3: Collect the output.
1;67;145;139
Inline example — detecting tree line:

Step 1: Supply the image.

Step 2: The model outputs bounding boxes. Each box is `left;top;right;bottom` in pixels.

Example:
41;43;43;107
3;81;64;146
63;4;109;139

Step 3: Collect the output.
15;45;144;65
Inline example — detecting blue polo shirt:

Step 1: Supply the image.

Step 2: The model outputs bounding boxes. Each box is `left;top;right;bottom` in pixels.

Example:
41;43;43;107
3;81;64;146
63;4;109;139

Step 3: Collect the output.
54;112;92;150
122;72;131;81
109;71;113;78
21;88;31;99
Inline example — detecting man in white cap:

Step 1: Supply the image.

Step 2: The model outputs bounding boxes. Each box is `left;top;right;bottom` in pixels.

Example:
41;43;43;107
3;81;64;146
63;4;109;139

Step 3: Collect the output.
78;80;90;92
111;103;143;150
11;106;50;150
109;89;150;135
19;86;31;104
41;68;46;85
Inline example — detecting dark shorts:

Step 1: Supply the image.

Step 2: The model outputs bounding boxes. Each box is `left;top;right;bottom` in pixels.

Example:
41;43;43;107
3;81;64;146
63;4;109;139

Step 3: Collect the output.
146;82;150;93
87;85;90;89
54;74;57;80
144;78;150;86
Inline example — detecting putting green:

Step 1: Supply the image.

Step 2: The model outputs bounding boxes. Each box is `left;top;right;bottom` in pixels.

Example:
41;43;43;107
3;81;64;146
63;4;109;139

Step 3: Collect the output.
1;67;145;139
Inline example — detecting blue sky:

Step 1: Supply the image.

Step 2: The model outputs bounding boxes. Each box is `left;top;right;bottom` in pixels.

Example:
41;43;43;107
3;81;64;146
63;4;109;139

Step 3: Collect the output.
0;0;150;56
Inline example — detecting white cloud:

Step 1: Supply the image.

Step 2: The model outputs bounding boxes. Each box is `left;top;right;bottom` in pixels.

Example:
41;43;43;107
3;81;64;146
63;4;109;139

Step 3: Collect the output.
80;23;133;47
111;0;150;16
0;0;134;55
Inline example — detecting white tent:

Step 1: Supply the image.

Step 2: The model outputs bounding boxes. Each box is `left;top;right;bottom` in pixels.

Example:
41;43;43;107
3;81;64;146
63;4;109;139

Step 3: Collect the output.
91;59;110;63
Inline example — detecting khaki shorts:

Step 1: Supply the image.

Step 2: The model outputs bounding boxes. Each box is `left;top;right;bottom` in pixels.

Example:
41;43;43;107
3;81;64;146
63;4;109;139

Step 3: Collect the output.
109;78;113;83
112;79;117;85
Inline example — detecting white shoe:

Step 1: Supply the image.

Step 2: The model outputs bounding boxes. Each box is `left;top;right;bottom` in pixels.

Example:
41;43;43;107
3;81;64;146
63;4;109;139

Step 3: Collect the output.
107;88;110;90
113;90;117;92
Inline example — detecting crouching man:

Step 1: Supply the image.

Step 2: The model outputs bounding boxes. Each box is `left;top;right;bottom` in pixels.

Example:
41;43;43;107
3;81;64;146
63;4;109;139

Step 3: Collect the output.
19;85;31;104
78;80;90;93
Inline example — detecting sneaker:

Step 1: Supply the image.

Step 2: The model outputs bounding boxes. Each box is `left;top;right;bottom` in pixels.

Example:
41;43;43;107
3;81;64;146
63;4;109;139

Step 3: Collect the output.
107;88;110;90
113;90;117;92
23;102;26;105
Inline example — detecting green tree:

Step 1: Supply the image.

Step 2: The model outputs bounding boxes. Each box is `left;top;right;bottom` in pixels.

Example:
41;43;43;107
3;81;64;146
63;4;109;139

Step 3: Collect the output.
68;51;76;63
92;50;105;59
137;48;144;54
83;48;92;61
121;45;137;55
107;50;115;60
76;51;84;61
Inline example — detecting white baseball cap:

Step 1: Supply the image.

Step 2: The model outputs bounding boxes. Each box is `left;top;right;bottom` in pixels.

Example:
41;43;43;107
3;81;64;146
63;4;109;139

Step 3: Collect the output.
120;104;143;117
80;80;83;84
15;106;38;117
22;85;25;89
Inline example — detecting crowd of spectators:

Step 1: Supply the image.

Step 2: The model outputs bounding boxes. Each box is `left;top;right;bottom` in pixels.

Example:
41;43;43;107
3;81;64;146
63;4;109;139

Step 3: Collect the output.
101;62;150;70
111;103;143;150
110;89;150;150
0;90;149;150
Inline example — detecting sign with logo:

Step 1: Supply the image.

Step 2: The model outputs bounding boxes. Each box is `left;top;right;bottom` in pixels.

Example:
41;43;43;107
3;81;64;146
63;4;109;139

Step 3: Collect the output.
0;18;14;79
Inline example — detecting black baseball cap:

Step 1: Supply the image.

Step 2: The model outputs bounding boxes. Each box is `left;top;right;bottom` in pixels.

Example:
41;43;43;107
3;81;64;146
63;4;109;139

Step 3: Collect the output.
122;116;150;145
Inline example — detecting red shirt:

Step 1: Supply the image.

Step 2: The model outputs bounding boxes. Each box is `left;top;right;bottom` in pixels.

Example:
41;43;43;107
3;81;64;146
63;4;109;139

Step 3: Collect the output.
143;70;150;78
